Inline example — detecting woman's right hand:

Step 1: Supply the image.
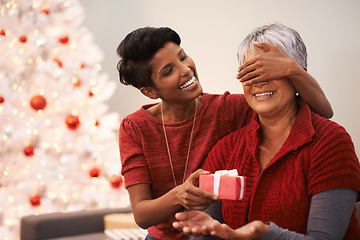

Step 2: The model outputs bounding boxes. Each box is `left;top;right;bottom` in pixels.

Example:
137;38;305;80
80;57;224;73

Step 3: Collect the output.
175;169;218;210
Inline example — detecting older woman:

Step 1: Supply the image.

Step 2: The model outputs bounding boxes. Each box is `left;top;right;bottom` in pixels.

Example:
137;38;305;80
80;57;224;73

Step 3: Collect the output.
173;23;360;240
117;26;333;239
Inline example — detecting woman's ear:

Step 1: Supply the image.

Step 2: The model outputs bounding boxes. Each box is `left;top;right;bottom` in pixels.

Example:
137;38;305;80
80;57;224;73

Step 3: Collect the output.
140;87;159;99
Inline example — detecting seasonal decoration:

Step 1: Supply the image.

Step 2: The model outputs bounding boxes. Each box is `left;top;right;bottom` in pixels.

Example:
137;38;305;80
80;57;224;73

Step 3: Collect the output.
41;8;50;15
109;175;124;188
30;195;41;207
89;167;101;178
30;95;47;111
79;63;86;69
0;0;129;238
199;170;246;200
24;145;35;157
58;35;69;44
53;58;63;67
73;77;81;87
66;114;81;130
89;89;94;97
19;35;27;43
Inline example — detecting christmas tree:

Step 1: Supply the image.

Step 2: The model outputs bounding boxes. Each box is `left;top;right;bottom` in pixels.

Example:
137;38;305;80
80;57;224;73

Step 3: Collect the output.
0;0;129;239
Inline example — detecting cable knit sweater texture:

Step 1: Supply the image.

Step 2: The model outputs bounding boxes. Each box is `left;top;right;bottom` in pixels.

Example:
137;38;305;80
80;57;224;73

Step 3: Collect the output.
202;100;360;239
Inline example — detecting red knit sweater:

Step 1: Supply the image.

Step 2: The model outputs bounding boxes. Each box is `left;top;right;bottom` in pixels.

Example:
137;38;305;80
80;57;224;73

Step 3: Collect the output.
203;100;360;239
119;92;252;239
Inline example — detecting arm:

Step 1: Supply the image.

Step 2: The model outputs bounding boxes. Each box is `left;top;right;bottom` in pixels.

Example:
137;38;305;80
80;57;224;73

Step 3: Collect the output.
173;188;357;240
120;119;217;229
237;42;333;118
129;169;218;229
263;188;357;240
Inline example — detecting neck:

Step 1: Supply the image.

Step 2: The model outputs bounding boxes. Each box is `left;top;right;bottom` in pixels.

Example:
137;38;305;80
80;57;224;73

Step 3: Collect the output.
161;98;199;122
258;100;298;145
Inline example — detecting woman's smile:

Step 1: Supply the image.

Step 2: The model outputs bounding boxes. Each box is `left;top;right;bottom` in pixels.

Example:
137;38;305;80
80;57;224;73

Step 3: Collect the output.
179;76;198;90
253;90;276;100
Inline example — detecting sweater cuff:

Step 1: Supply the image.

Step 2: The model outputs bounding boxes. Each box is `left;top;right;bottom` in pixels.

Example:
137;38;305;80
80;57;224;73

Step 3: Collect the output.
262;222;282;240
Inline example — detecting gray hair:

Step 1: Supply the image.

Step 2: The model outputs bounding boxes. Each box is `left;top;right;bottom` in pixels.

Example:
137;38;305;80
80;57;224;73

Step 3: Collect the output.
237;23;307;68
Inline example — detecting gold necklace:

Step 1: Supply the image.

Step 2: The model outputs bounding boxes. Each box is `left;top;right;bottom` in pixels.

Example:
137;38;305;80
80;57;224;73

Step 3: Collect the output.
160;99;198;187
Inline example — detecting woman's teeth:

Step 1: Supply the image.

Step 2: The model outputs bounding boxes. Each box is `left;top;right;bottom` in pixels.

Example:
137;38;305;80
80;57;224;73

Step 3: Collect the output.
180;76;196;90
254;91;275;97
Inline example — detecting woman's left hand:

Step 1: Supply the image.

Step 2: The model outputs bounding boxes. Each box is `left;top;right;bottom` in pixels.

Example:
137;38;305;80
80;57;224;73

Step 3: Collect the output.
175;169;218;211
237;42;301;86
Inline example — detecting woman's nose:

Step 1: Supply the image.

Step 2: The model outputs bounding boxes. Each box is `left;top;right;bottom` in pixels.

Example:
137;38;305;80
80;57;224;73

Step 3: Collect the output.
179;63;191;77
253;81;268;88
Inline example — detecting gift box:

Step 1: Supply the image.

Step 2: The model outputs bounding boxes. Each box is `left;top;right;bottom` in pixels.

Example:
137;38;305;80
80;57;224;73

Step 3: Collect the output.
199;169;246;200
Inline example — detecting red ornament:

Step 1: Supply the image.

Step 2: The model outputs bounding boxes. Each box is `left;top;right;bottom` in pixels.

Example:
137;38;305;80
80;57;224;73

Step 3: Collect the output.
88;90;94;97
0;29;6;36
24;145;35;157
110;175;124;188
30;195;41;207
89;167;100;178
94;120;100;126
19;35;27;43
0;96;4;103
53;58;63;67
79;63;86;69
74;79;81;87
66;114;80;130
58;36;69;44
42;9;50;15
30;95;47;111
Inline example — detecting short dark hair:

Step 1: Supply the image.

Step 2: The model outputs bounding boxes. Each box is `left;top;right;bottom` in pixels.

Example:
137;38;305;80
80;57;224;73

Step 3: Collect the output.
116;27;181;89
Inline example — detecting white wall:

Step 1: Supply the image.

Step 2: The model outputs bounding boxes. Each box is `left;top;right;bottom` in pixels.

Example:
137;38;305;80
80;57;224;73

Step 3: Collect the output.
79;0;360;154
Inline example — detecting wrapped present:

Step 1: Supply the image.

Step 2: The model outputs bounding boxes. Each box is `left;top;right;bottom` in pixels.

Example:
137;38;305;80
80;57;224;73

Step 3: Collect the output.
199;169;246;200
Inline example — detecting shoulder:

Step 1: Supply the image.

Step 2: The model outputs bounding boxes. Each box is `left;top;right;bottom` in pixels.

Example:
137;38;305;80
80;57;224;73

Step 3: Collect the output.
311;112;353;146
122;103;159;124
202;92;250;116
204;124;250;171
306;112;360;196
308;112;358;172
203;91;246;103
213;124;249;152
120;104;161;136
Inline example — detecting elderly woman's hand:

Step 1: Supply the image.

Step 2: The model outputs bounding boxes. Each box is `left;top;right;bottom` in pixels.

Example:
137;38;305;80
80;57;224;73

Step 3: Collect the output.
237;42;303;86
173;210;269;240
173;210;217;237
175;169;218;211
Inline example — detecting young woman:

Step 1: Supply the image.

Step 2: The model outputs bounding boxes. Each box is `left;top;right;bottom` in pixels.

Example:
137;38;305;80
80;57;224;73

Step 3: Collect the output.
172;23;360;240
117;26;333;239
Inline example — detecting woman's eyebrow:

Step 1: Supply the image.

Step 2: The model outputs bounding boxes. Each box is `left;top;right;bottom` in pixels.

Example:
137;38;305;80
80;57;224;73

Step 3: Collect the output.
159;49;185;74
160;64;171;74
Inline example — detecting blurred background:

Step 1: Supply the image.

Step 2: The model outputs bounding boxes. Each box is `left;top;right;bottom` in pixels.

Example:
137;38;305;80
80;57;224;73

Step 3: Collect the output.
80;0;360;154
1;0;359;239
